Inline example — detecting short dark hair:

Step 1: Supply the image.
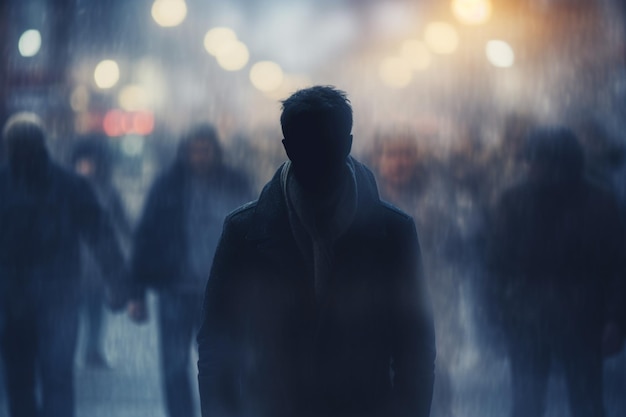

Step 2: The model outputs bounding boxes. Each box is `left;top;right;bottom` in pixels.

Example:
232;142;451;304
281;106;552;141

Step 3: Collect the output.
280;86;352;140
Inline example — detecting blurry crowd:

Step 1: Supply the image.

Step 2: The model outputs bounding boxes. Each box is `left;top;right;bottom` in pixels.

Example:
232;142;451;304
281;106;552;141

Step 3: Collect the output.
1;101;625;417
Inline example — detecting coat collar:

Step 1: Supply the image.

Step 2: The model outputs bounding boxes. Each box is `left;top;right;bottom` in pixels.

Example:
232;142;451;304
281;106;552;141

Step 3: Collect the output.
246;157;385;244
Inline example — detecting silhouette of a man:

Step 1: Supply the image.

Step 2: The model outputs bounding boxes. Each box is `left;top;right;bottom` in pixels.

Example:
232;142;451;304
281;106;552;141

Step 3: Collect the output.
197;86;435;417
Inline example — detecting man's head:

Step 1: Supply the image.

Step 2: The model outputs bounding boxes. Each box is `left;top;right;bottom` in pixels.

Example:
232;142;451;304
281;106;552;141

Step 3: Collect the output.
373;129;420;190
524;126;585;186
2;112;49;178
280;86;353;194
179;123;223;177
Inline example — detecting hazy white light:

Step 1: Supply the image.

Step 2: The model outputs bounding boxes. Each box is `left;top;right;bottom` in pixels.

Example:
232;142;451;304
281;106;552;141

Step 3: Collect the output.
121;135;145;157
70;86;90;112
118;85;150;111
18;30;42;57
424;22;459;55
486;40;515;68
94;60;120;89
204;27;237;56
215;40;249;71
400;39;432;70
249;61;284;92
151;0;187;28
379;57;413;88
452;0;492;25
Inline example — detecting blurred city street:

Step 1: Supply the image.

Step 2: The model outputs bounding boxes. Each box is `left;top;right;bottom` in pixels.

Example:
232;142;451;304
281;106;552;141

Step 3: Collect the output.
2;291;625;417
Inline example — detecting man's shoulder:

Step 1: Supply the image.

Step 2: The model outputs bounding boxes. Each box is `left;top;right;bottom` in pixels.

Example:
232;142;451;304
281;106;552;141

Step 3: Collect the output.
378;199;414;224
224;200;258;224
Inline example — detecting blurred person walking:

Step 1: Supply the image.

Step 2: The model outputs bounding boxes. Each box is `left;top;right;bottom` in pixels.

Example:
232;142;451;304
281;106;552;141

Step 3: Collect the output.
0;113;128;417
486;126;626;417
71;136;133;368
369;127;463;417
197;86;436;417
128;123;253;417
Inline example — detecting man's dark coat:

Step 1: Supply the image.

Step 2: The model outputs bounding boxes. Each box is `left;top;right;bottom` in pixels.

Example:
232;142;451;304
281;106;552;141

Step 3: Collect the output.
197;159;435;417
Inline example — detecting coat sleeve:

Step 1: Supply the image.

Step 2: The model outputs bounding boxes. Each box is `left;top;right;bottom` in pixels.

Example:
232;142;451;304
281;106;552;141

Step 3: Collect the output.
197;214;245;417
390;216;436;417
73;175;127;295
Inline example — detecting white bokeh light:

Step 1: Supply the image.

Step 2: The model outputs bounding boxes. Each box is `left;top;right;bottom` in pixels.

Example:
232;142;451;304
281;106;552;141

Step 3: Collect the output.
451;0;492;26
486;40;515;68
18;30;42;57
424;22;459;55
250;61;284;92
94;60;120;89
204;27;238;56
215;41;249;71
151;0;187;28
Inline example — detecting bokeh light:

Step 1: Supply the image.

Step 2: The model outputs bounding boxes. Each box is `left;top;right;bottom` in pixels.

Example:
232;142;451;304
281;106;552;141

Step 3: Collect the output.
379;57;413;88
424;22;459;55
151;0;187;28
451;0;492;26
18;29;42;57
250;61;284;92
70;86;90;112
94;60;120;89
118;85;150;111
486;40;515;68
204;27;238;56
400;39;432;70
215;40;249;71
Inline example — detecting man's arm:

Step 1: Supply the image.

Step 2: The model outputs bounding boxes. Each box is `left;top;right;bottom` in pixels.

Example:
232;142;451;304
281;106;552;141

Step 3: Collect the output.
197;215;245;417
74;176;128;310
390;217;436;417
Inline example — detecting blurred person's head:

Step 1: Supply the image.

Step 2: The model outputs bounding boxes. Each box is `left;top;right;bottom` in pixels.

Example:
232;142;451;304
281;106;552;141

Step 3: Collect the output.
71;134;112;184
524;126;585;186
178;123;223;178
2;112;49;180
280;85;353;195
372;129;420;191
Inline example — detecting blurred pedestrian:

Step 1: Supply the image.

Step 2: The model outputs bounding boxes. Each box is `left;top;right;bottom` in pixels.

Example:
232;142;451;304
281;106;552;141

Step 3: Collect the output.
71;136;133;368
486;126;626;417
128;123;253;417
0;113;128;417
369;127;460;417
197;86;436;417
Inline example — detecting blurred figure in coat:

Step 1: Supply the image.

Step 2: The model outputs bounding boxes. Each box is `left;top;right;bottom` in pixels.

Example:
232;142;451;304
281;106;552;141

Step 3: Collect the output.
487;126;626;417
128;123;253;417
0;113;128;417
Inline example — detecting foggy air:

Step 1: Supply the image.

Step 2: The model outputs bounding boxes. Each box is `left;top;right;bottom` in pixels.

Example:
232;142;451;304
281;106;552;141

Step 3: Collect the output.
1;1;626;417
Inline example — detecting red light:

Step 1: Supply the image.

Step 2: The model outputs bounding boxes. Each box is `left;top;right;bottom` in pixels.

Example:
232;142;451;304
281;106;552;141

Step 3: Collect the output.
102;109;154;136
103;110;124;137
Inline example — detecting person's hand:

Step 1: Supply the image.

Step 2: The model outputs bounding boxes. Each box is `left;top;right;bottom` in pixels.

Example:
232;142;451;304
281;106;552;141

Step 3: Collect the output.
128;299;149;324
602;321;624;357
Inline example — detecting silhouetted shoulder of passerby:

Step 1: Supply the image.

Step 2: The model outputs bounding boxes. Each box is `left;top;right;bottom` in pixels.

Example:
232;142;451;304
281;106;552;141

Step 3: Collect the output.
0;113;128;417
486;125;625;417
197;86;435;417
128;122;253;417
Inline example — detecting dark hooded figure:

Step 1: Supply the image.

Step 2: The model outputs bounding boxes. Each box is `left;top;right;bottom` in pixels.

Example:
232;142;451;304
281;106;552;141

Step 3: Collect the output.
487;126;626;417
128;123;253;417
71;136;133;368
197;86;436;417
0;113;127;417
